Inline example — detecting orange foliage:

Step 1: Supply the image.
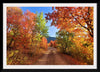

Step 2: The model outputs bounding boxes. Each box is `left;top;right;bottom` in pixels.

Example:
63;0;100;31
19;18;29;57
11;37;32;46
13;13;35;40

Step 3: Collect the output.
45;7;93;42
7;7;36;50
40;37;48;50
45;7;94;64
49;40;57;48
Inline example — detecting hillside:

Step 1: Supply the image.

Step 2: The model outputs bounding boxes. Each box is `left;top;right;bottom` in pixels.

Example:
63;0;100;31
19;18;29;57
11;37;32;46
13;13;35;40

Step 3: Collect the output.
47;37;56;43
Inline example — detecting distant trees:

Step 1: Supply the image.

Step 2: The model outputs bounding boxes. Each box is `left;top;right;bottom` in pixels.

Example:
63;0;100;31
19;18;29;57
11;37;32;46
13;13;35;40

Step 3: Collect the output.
41;37;48;50
49;40;54;47
49;40;57;48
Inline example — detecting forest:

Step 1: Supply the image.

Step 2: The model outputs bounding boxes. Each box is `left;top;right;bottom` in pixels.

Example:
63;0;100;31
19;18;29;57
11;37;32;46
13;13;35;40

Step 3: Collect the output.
7;7;93;65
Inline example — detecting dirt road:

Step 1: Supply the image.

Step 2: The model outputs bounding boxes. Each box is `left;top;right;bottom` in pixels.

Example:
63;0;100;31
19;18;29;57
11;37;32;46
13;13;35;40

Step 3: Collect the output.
34;47;81;65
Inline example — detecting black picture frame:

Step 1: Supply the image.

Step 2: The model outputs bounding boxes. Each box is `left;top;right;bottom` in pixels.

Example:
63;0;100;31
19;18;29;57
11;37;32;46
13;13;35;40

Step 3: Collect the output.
0;0;99;72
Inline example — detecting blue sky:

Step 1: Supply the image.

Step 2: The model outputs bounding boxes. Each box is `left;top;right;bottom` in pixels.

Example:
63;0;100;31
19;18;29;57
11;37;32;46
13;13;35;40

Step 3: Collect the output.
20;7;59;37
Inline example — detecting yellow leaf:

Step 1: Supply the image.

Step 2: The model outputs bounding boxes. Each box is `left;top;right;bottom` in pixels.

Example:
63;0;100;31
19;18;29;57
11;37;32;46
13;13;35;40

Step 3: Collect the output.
15;50;19;53
81;38;84;41
8;52;14;57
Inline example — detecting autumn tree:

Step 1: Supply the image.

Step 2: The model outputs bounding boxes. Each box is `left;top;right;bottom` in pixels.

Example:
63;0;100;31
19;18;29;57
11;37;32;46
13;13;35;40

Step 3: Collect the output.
53;40;57;48
31;12;49;54
7;7;23;49
7;7;37;51
49;40;57;48
49;40;54;47
41;37;48;50
18;10;36;53
45;7;93;42
36;12;49;38
56;30;74;53
7;8;49;65
45;7;93;64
